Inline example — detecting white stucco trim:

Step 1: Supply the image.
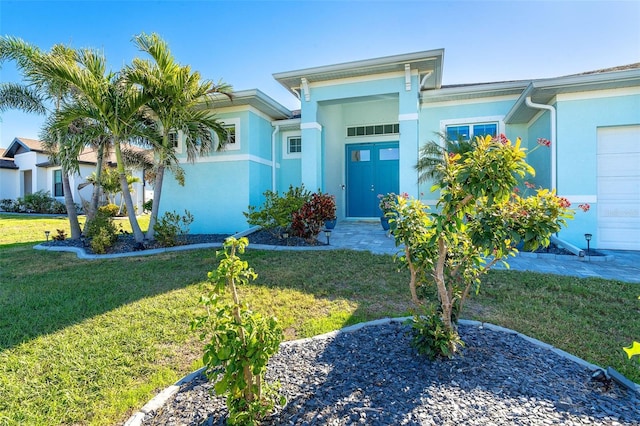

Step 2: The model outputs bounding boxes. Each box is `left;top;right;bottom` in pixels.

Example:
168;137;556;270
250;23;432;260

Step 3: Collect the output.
563;195;597;203
301;122;322;131
193;153;272;166
439;115;506;137
281;131;302;160
556;86;640;102
398;113;419;121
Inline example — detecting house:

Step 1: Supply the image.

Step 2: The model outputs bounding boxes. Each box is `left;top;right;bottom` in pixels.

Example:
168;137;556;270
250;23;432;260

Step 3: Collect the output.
0;137;149;212
124;50;640;251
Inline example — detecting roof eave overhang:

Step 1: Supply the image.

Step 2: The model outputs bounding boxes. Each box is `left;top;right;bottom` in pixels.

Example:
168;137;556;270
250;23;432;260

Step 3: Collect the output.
207;89;291;120
271;117;301;131
273;49;445;97
421;81;529;104
505;69;640;124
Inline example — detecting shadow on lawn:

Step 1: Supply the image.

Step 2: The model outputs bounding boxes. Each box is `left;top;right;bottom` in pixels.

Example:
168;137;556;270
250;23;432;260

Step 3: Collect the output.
0;242;217;351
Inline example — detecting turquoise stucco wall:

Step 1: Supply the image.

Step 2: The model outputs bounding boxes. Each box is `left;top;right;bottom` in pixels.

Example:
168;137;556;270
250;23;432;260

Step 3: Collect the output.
555;92;640;248
159;108;276;234
247;111;273;159
525;111;551;190
160;161;250;234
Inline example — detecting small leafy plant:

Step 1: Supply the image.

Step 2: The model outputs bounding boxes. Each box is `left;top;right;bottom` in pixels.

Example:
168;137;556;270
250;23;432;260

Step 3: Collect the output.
51;229;67;241
244;185;311;236
153;209;194;247
409;306;464;360
191;237;284;425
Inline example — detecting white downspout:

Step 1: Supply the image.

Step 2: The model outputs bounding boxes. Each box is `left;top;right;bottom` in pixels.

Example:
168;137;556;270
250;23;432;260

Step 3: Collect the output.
525;97;557;191
271;125;280;191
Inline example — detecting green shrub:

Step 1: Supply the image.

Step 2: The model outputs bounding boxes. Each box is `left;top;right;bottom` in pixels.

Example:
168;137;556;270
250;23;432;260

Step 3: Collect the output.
408;306;464;360
0;199;18;212
22;190;56;213
191;237;284;425
153;210;194;247
143;199;153;213
244;185;311;235
85;210;118;253
98;203;120;217
90;228;115;254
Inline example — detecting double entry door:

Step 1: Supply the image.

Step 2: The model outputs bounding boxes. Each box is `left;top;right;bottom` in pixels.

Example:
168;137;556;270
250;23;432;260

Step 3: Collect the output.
346;142;399;217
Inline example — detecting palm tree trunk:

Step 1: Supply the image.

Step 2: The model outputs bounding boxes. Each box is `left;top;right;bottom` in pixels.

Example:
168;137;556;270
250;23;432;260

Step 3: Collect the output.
84;144;105;233
114;141;144;243
62;170;82;239
144;164;164;241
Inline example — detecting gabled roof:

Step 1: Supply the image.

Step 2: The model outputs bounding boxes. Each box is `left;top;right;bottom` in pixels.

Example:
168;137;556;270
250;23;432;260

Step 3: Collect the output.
208;89;291;120
505;65;640;124
2;137;45;158
273;49;445;97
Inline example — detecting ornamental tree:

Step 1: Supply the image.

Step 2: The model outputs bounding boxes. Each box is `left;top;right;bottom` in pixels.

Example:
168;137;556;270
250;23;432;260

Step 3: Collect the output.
392;135;574;357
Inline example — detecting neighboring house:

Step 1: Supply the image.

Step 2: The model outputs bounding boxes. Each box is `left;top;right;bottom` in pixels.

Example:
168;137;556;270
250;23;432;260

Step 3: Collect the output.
0;137;149;213
161;49;639;250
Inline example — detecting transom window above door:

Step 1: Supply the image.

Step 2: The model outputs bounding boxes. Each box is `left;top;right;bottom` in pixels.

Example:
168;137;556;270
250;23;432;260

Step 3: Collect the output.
446;122;497;141
347;123;399;137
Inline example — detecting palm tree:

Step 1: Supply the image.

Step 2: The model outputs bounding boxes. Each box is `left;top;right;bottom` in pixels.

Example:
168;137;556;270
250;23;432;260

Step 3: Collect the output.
41;48;150;243
416;133;477;184
125;32;232;240
0;37;83;239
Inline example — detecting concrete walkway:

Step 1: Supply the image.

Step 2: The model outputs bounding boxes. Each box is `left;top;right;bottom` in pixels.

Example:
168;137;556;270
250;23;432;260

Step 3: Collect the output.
327;220;640;284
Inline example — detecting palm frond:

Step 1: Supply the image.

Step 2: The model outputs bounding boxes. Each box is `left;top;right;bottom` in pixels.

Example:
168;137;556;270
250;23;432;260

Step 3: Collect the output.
0;83;46;114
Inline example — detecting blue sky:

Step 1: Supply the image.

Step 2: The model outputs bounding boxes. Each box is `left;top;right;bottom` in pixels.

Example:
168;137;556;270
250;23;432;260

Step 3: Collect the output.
1;0;639;149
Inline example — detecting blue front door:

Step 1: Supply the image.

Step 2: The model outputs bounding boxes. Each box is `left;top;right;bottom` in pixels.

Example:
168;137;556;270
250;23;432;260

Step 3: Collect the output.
346;142;399;217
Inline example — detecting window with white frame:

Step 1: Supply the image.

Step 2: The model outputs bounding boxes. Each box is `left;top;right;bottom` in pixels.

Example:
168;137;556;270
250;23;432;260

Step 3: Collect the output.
214;119;240;151
53;169;63;197
445;122;498;141
281;131;301;159
287;136;301;154
168;132;179;148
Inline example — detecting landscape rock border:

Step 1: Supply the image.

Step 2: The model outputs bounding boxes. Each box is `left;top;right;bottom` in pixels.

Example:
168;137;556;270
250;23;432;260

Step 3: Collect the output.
123;317;640;426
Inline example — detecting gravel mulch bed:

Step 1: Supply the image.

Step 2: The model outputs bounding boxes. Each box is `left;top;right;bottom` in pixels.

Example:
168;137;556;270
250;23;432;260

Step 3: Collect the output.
41;229;324;255
139;322;640;426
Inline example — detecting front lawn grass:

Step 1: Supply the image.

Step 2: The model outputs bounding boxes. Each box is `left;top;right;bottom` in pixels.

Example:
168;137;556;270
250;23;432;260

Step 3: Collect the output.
0;214;638;425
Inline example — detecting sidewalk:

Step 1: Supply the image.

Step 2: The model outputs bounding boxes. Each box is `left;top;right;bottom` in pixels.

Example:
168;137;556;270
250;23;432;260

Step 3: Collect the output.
328;220;640;284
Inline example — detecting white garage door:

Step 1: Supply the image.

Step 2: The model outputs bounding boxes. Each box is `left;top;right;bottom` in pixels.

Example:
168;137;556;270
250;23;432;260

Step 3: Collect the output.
597;125;640;250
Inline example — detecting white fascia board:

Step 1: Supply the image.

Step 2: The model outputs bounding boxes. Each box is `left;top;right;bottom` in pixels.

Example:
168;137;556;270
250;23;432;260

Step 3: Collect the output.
421;81;529;104
273;49;444;81
271;118;301;131
208;89;291;119
530;68;640;91
421;94;520;109
556;86;640;101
